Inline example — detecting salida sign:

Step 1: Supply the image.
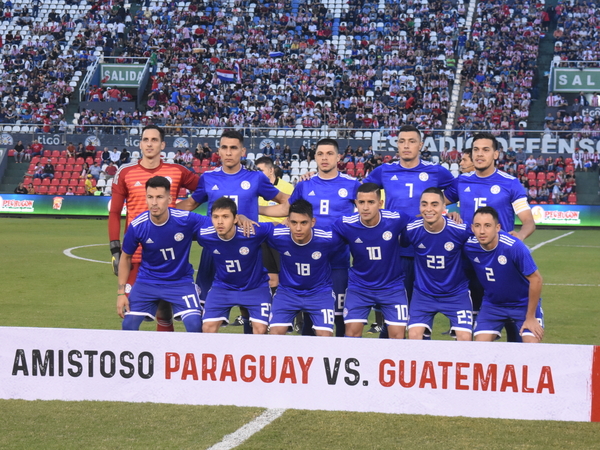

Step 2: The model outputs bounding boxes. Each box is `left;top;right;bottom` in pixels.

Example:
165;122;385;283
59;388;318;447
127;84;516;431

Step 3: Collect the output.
1;327;597;421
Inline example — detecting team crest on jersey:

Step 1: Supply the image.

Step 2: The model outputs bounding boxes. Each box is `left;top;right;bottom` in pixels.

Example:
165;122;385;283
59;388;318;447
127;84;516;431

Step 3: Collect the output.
382;231;393;241
419;172;429;181
490;185;501;194
165;176;173;184
343;307;348;318
338;188;348;198
444;242;454;251
241;180;251;190
173;137;190;148
312;251;322;260
174;233;184;241
239;246;250;255
498;255;507;265
125;283;132;293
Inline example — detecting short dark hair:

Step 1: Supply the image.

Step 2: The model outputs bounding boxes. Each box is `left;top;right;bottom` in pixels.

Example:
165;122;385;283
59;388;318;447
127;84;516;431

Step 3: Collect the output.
255;156;274;168
399;124;422;140
141;124;165;142
220;129;244;144
473;206;499;223
462;147;472;158
289;199;314;219
421;186;445;203
212;196;237;216
472;132;498;151
357;182;381;198
316;138;339;153
146;175;170;191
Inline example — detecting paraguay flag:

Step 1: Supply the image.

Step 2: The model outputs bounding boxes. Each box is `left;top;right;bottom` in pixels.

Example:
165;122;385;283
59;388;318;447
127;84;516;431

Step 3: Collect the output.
269;51;285;58
216;68;236;82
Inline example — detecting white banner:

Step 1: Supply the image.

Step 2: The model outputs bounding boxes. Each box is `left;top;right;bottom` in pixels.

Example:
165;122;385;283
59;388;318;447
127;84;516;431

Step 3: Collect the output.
0;327;596;422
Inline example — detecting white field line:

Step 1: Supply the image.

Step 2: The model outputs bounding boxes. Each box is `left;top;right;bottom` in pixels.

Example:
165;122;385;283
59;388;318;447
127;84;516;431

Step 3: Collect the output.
545;283;599;287
206;408;286;450
63;243;111;264
529;231;574;253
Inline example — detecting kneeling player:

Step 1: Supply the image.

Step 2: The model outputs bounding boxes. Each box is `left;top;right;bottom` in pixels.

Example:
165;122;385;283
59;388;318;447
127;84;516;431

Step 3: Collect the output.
116;176;202;332
464;206;544;343
333;183;411;339
197;197;272;334
402;188;473;341
267;200;340;337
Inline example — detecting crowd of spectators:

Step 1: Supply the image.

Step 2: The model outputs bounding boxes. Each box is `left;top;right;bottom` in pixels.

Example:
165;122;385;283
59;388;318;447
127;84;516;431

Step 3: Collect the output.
76;0;466;136
455;0;545;138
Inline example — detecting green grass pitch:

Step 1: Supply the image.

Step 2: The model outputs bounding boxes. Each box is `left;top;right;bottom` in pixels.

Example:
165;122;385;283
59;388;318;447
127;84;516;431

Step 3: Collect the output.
1;217;599;449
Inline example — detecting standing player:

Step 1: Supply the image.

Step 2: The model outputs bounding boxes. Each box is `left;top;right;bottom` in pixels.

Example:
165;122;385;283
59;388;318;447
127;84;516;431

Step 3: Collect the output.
255;156;295;293
109;125;199;332
363;125;454;336
444;132;535;240
332;183;411;339
464;207;544;343
402;188;473;341
444;133;536;341
116;176;202;332
197;197;272;334
267;200;341;337
459;148;475;173
260;138;360;336
177;130;289;333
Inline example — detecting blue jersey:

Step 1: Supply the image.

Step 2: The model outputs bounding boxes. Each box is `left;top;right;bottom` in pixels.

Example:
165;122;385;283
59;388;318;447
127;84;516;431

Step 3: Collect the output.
267;226;341;296
289;173;359;268
444;169;530;231
463;231;537;308
123;209;202;284
403;217;471;296
363;160;454;218
191;166;280;220
332;210;410;290
196;222;272;290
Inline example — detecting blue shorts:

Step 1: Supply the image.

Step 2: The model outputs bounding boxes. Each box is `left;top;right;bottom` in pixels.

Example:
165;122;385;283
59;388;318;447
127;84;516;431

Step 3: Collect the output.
343;286;408;326
203;285;271;325
196;251;215;301
127;281;202;321
270;288;335;331
332;268;349;316
408;289;473;334
474;300;544;339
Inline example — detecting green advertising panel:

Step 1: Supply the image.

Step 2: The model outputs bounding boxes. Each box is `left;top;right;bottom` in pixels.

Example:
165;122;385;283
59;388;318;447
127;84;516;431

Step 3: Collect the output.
0;195;207;216
100;64;145;87
552;68;600;93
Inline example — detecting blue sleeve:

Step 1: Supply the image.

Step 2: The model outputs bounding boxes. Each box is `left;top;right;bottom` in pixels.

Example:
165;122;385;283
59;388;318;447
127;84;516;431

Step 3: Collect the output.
513;239;538;277
350;180;360;200
122;226;139;255
191;177;208;204
288;182;303;204
256;222;275;242
437;165;455;190
510;177;528;203
444;177;460;204
331;218;349;243
362;165;382;186
257;172;281;201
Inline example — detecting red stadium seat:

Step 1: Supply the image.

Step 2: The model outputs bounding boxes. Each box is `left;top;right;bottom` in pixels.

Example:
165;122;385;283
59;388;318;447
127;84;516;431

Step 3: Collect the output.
565;165;575;174
59;157;67;164
55;164;65;172
76;157;85;164
86;157;94;165
57;186;67;195
48;186;58;195
527;172;536;181
8;149;14;156
517;164;525;172
564;158;573;166
193;159;201;167
43;150;51;157
546;172;556;183
33;178;42;186
346;168;356;176
64;164;74;171
67;158;76;164
51;178;61;186
356;168;365;177
69;179;79;187
51;150;61;158
356;162;364;170
73;164;83;172
529;200;537;205
75;186;85;195
536;171;546;181
178;188;188;197
36;185;48;194
41;178;51;186
201;159;210;167
346;161;355;169
383;155;392;163
567;193;577;204
23;177;32;185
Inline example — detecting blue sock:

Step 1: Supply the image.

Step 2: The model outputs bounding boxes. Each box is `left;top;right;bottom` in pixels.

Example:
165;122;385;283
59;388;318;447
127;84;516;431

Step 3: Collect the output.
182;312;202;333
122;315;145;331
379;323;389;339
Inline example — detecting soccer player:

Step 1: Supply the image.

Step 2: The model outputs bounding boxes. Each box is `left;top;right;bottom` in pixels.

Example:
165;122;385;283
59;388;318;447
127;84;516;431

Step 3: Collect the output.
255;156;295;293
459;148;475;173
332;183;411;339
464;207;544;343
445;132;535;240
196;197;272;334
260;138;360;336
177;130;289;332
267;199;341;337
116;176;202;332
363;124;454;336
402;188;473;341
109;125;199;332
